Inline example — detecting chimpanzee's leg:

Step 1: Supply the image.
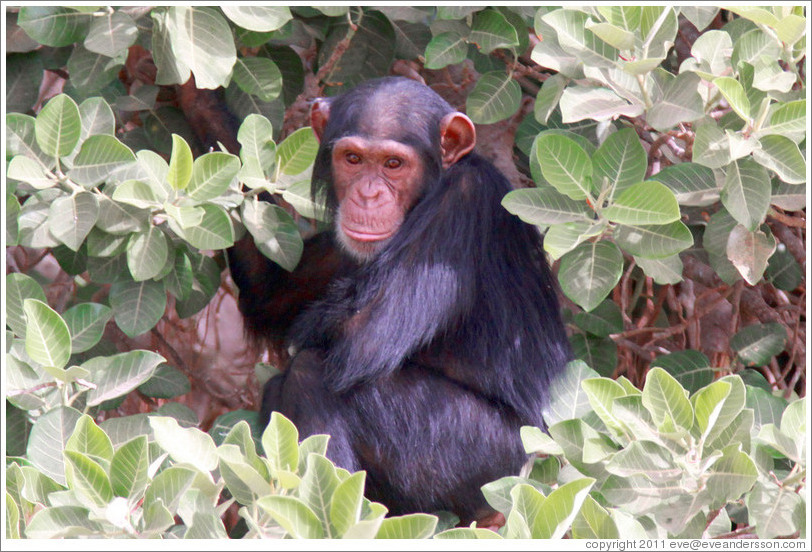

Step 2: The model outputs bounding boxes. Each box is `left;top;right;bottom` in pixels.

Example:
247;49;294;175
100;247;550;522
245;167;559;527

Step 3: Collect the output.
260;350;360;472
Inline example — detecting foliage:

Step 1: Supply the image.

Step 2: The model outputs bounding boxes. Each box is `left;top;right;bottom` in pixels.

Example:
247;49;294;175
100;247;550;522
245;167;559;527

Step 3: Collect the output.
4;5;806;540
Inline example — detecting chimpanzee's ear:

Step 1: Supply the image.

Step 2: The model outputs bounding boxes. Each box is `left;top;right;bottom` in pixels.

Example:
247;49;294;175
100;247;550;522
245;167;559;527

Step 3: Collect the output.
439;112;476;169
311;98;331;142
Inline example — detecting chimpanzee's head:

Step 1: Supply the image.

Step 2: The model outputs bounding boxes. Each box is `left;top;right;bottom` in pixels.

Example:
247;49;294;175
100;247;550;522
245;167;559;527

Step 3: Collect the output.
310;78;476;261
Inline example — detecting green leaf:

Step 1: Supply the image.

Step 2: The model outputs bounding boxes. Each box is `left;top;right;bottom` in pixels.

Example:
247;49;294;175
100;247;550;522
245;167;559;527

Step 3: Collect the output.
469;9;519;54
502;187;590;225
542;360;600;425
187;152;241;201
110;435;149;499
559;86;642;123
298;454;340;537
534;74;567;125
24;505;102;538
691;376;746;449
237;114;276;172
26;406;83;486
592;128;647;199
693;123;732;169
534;134;593;200
82;350;165;406
730;323;787;367
275;127;319;176
62;303;113;354
232;57;283;102
714;77;751;123
614;220;693;259
109;279;167;337
747;479;803;539
603;181;680;225
48;192;99;251
149;416;218;473
646;72;704;132
424;32;467;69
330;471;366;536
521;426;564;456
69;135;136;187
573;299;623;338
23;298;71;370
138;364;190;399
257;495;324;539
435;527;503;539
466;71;522;125
167;134;193;191
35;94;81;159
651;350;713;393
721;158;771;231
727;224;776;285
64;450;114;507
144;466;196;515
18;6;92;47
582;378;627;435
241;200;303;271
156;7;237;88
7;155;54;189
543;9;618;68
753;135;806;185
651;163;718;206
182;204;235;250
586;21;635;50
6;272;47;338
221;5;292;32
572;494;619;539
375;513;438;539
126;226;170;281
641;367;693;433
84;9;138;57
634;254;683;285
262;411;300;475
218;444;270;505
558;240;624;312
756;100;806;141
282;179;328;221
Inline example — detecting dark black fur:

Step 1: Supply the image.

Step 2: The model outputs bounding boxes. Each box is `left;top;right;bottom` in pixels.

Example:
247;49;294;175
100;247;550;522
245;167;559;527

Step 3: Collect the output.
229;77;571;520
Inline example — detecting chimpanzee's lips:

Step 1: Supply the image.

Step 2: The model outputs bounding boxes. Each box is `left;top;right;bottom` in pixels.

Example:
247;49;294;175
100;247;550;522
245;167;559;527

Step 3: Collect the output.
341;224;394;242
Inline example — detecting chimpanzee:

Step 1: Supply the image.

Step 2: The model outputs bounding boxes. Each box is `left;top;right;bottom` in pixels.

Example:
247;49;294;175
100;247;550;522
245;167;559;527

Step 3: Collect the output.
227;77;571;523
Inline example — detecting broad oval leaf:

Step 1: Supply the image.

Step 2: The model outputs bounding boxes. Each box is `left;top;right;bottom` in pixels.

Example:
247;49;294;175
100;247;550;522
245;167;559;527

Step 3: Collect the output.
167;134;193;191
559;240;624;312
466;71;522;125
182;204;235;250
109;279;167;337
275;127;319;177
23;298;71;370
126;226;170;281
62;302;113;354
18;6;92;47
242;200;303;271
26;406;83;486
534;134;593;200
84;10;138;57
221;5;292;32
752;135;806;185
82;350;165;406
6;272;47;338
424;32;467;70
110;435;150;499
602;181;680;225
376;513;438;539
721;158;771;231
542;360;600;425
614;220;693;259
651;350;713;393
232;57;283;103
138;364;191;399
714;77;752;123
730;323;787;367
727;224;776;285
35;94;81;158
48;192;99;251
69;135;136;187
262;411;299;474
187;152;241;201
559;86;643;123
149;416;218;473
592;128;647;198
502;187;590;225
641;367;693;433
63;450;114;507
650;163;718;206
469;9;519;55
257;495;323;539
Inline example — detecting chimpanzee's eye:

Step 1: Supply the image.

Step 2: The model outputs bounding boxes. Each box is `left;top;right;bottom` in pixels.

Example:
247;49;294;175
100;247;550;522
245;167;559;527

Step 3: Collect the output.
346;153;361;164
385;157;403;169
